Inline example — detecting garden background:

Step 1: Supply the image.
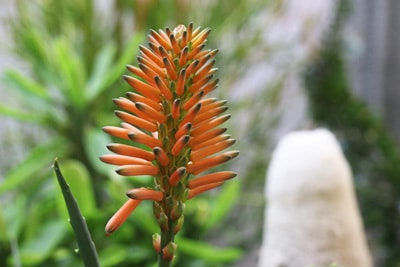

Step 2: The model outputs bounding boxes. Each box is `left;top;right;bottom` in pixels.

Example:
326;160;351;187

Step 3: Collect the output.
1;0;400;266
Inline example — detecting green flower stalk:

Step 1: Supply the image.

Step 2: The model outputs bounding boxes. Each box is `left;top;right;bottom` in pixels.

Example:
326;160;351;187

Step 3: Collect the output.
101;23;238;266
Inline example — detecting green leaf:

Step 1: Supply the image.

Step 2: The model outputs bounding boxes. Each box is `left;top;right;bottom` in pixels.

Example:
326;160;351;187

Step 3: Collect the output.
52;38;87;109
53;160;100;267
55;159;97;218
3;69;50;100
85;43;117;101
19;220;68;266
0;104;46;124
202;179;240;231
0;195;26;241
0;137;69;194
176;237;243;263
2;69;53;113
85;34;143;102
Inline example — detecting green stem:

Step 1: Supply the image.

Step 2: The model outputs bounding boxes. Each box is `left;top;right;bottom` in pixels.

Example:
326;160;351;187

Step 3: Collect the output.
158;218;176;267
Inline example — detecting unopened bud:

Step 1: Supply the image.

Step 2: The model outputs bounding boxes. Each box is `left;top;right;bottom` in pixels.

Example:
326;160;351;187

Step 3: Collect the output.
171;201;185;221
158;212;169;232
162;241;177;261
153;201;162;219
152;233;161;253
174;215;184;234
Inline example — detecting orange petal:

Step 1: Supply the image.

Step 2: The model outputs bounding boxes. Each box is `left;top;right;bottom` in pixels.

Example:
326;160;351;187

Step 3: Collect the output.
179;46;189;66
169;167;187;186
128;132;162;148
186;151;239;175
150;29;172;50
135;102;166;123
187;23;195;40
181;30;188;48
183;90;204;111
190;134;230;151
103;126;130;140
169;33;181;55
123;75;161;101
176;69;186;95
175;122;192;140
154;76;173;100
171;135;190;156
138;55;165;78
158;46;174;68
191;114;231;137
107;143;155;161
116;164;159;176
139;44;163;67
192;106;228;126
153;147;169;166
148;42;162;56
193;48;218;62
100;154;152;166
126;187;164;201
137;60;164;83
199;78;219;96
192;59;216;83
190;139;236;162
126;92;162;111
188;171;237;189
188;182;224;200
191;27;211;49
189;74;214;93
126;65;151;83
105;199;142;236
113;97;139;114
185;59;200;77
115;110;158;132
179;103;201;127
172;99;181;119
200;98;227;111
187;43;206;60
189;128;227;147
162;57;178;81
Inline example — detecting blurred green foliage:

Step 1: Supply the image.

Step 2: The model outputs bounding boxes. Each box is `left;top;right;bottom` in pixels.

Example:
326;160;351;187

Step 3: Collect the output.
304;0;400;266
0;0;275;266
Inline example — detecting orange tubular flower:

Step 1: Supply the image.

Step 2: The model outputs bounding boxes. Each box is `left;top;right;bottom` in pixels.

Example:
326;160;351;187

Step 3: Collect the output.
101;24;238;264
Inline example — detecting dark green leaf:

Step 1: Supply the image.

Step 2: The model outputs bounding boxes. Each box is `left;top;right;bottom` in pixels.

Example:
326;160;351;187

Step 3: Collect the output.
54;159;97;218
53;160;100;267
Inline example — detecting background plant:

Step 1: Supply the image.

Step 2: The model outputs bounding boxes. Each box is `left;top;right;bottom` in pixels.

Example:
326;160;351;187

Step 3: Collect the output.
0;0;276;266
304;0;400;265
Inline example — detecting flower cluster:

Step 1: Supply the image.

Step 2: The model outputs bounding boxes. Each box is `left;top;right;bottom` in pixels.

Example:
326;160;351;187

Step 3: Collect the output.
101;24;238;262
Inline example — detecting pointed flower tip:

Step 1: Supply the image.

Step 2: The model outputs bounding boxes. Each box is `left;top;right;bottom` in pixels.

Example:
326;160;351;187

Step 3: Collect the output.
169;167;187;186
126;187;164;202
105;199;142;236
188;181;224;200
116;164;159;176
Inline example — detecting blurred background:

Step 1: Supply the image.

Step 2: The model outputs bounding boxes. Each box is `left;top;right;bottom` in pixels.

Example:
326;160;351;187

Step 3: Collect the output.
0;0;399;266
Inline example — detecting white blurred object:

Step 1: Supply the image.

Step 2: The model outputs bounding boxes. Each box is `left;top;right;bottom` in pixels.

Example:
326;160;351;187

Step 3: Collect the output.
259;129;372;267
